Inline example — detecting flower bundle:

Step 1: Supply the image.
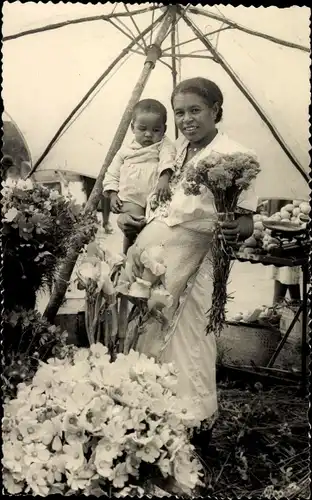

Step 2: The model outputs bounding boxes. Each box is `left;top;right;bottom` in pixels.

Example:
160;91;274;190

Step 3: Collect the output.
2;345;203;496
76;241;173;355
76;242;124;348
1;177;98;310
182;151;260;335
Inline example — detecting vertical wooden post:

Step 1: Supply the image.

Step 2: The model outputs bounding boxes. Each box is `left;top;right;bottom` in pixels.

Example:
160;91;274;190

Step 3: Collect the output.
44;7;176;322
170;12;179;140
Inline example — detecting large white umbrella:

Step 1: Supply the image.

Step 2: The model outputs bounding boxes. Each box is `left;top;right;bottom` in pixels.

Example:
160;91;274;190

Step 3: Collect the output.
2;2;310;200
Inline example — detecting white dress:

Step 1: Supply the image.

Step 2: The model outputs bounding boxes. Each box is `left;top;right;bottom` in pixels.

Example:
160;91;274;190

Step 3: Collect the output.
129;132;258;424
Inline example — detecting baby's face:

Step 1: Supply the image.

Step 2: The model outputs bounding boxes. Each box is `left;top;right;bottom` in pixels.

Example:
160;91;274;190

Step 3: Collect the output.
132;112;165;147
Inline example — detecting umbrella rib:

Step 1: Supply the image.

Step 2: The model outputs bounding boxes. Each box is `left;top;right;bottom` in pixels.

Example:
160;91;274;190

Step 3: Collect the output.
27;10;166;177
108;18;145;53
162;26;232;53
181;10;309;184
188;6;310;53
3;6;158;42
124;4;147;50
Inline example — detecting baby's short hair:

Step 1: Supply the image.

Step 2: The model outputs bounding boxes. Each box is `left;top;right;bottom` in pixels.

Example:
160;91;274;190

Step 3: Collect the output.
132;99;167;124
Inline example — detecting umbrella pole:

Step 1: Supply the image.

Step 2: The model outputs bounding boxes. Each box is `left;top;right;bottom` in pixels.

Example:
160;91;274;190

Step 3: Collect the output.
171;12;179;140
43;7;175;323
181;10;309;184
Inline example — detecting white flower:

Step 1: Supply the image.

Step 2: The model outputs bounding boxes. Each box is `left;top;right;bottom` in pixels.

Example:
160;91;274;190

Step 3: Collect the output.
70;381;97;410
25;463;49;496
62;412;81;433
3;471;24;494
63;443;85;472
66;466;96;491
49;189;61;201
77;261;101;287
136;443;161;463
66;360;91;383
23;442;50;466
158;454;173;477
140;245;166;276
128;278;151;299
94;455;114;479
148;286;173;311
2;441;25;473
18;417;41;443
37;418;61;446
112;462;129;489
173;450;202;492
89;343;110;367
3;207;19;222
16;178;34;191
2;177;17;190
78;394;112;433
73;348;90;363
46;459;64;484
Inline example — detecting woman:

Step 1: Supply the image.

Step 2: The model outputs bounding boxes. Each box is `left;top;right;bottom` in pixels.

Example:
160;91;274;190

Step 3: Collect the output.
120;78;258;448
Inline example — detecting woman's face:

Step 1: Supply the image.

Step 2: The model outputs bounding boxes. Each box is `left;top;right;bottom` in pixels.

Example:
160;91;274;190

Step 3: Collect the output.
173;92;217;144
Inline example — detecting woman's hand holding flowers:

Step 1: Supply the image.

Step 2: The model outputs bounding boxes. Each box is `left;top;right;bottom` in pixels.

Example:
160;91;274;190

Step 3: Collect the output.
219;215;253;243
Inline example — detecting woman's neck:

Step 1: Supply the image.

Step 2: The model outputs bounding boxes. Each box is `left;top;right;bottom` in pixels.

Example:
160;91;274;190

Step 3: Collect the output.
189;129;218;150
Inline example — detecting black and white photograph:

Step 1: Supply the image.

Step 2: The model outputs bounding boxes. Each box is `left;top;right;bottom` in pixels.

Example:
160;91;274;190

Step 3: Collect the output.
1;3;310;498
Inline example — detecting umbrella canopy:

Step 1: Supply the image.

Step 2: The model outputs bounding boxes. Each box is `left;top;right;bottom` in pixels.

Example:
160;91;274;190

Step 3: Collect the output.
2;2;310;200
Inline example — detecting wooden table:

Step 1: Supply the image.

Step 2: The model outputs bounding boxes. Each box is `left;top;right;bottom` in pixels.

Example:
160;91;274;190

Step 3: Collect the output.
231;250;309;393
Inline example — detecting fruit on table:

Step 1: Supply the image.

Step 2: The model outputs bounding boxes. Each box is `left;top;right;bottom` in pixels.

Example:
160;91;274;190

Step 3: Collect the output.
254;220;264;230
232;312;243;322
283;203;294;212
299;202;310;214
244;236;257;247
293;199;302;207
292;207;300;217
253;229;263;240
243;200;308;254
280;209;291;220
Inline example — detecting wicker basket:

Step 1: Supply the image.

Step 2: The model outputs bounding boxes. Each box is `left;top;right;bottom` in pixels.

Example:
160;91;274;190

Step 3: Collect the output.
216;321;281;367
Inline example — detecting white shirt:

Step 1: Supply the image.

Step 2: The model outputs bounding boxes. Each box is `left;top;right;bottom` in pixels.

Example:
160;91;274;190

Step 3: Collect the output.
147;132;259;233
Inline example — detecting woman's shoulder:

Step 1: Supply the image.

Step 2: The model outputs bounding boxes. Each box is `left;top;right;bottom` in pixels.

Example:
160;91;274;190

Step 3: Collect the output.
214;133;257;157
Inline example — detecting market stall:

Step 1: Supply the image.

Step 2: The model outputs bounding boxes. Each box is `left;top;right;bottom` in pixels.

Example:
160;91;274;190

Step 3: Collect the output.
219;200;310;393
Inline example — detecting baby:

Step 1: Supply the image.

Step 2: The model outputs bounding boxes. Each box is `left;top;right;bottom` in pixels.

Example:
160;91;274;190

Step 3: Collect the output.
103;99;176;253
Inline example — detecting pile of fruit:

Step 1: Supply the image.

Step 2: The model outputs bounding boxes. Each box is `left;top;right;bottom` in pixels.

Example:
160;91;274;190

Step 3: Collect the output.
241;200;310;255
229;305;280;325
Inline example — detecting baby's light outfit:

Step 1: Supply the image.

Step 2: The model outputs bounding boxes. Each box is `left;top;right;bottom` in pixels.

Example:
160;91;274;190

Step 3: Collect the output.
103;136;176;208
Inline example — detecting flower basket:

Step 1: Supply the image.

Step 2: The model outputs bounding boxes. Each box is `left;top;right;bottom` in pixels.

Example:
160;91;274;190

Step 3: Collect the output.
216;321;281;366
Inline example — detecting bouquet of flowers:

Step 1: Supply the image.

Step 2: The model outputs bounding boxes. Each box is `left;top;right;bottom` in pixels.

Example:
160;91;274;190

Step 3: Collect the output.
182;151;260;335
76;241;173;355
1;177;98;310
2;345;203;497
76;242;124;349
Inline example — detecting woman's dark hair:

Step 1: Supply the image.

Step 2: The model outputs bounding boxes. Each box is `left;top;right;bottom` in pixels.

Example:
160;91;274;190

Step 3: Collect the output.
171;77;224;123
132;99;167;125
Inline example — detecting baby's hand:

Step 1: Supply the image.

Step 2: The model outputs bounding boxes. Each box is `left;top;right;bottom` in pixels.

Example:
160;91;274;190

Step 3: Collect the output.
155;175;171;203
110;192;123;213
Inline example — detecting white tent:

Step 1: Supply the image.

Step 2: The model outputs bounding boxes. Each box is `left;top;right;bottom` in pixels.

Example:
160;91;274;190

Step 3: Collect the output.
2;2;310;200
